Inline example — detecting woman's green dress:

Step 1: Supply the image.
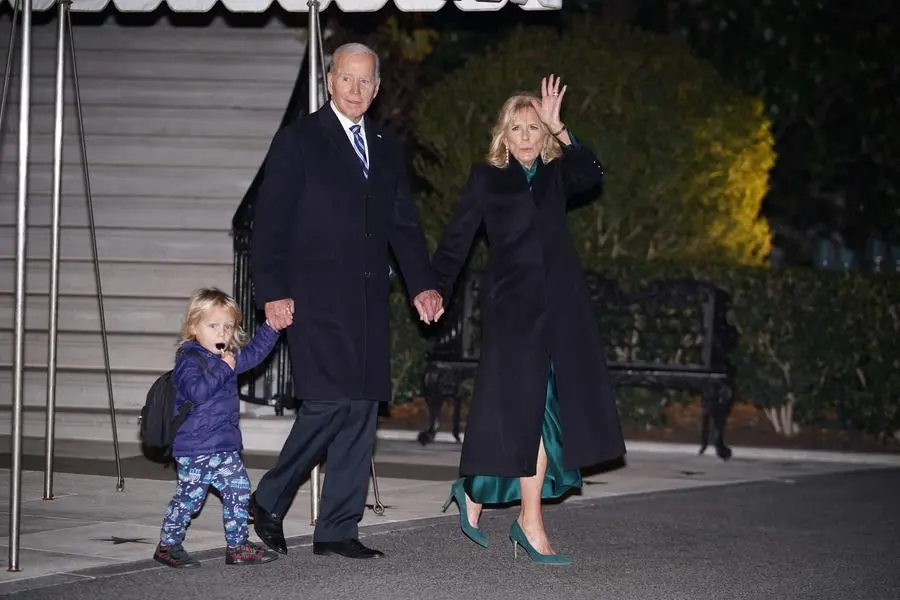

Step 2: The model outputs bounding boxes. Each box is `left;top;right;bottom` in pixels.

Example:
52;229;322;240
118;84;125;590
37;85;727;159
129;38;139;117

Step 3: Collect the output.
462;159;583;505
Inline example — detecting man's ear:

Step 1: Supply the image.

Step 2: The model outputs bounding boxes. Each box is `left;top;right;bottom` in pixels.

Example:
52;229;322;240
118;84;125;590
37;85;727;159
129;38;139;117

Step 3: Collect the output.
372;79;380;100
326;72;334;97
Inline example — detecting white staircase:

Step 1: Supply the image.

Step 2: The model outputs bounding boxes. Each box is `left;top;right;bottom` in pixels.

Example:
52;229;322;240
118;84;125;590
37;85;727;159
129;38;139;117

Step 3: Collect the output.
0;16;305;446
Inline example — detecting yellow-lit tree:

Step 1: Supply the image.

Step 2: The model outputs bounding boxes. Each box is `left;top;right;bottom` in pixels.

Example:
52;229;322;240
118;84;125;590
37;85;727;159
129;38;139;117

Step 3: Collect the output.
413;19;775;267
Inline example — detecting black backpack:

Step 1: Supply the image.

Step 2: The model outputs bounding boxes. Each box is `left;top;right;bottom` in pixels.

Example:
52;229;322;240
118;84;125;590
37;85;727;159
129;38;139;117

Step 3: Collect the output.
139;350;206;456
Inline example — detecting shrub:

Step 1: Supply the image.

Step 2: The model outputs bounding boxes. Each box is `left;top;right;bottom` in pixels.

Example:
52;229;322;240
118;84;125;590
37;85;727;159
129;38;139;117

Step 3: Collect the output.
389;18;898;443
670;0;900;257
388;282;429;402
578;261;900;440
390;260;900;440
412;18;774;266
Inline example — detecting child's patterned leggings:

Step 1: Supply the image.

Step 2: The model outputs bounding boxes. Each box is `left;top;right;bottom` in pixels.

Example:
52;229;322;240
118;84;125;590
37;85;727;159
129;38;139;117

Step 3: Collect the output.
160;451;251;548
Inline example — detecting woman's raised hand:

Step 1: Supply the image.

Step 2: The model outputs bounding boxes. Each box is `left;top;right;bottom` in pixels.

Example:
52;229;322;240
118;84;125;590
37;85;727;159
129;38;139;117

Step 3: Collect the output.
530;74;567;133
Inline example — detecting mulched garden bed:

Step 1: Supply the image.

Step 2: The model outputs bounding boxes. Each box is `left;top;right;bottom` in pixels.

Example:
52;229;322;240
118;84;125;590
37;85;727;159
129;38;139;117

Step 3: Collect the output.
382;397;900;455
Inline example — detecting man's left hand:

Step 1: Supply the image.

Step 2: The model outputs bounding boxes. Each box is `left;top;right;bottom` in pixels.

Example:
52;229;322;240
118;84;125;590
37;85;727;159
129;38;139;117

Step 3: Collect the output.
413;290;444;324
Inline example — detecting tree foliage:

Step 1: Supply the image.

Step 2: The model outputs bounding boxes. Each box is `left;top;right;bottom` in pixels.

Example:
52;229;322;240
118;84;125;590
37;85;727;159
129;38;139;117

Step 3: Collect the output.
324;10;439;138
412;18;774;267
669;0;900;256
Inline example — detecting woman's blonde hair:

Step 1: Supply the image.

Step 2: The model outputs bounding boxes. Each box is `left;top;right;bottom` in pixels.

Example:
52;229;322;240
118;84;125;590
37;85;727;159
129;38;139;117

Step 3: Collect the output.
487;93;562;168
177;288;249;349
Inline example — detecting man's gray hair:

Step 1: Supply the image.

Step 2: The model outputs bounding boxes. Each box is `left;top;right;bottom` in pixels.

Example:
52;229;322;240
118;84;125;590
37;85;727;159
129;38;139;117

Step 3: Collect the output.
329;43;380;79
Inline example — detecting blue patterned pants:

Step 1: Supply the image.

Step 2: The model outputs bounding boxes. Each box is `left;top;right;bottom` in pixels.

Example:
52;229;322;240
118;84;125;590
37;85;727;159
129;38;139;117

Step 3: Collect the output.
159;451;251;548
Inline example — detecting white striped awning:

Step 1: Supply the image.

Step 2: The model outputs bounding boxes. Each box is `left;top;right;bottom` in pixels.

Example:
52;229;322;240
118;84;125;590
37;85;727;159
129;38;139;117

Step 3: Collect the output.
0;0;561;12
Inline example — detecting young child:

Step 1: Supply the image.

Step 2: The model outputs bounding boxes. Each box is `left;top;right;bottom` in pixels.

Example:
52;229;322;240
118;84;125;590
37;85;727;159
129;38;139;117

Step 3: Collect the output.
154;287;289;568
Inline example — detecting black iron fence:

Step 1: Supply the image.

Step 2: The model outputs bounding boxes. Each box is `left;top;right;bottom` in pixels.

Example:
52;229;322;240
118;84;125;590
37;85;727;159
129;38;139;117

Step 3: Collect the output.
230;53;312;414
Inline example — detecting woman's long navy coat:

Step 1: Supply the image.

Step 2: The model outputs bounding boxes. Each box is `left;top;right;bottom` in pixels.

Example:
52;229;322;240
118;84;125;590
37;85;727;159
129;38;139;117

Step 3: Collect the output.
432;143;626;477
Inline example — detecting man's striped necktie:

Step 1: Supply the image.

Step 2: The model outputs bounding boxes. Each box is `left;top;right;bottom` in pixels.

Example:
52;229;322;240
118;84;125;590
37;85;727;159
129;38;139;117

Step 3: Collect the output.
350;124;369;179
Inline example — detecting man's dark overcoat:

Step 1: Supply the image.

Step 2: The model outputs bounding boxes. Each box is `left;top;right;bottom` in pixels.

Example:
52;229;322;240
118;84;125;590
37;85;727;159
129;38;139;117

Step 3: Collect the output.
252;107;435;402
431;143;626;477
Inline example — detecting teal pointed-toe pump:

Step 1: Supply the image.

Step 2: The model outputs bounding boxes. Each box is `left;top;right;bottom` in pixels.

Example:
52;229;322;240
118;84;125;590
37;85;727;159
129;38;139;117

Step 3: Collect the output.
441;479;488;548
509;521;572;565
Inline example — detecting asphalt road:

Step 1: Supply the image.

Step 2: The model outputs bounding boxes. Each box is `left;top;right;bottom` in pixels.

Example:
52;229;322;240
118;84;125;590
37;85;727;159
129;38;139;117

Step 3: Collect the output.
5;467;899;600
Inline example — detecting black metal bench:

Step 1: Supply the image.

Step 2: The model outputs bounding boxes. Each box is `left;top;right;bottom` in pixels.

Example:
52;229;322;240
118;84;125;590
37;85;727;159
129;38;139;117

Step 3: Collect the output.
418;270;737;460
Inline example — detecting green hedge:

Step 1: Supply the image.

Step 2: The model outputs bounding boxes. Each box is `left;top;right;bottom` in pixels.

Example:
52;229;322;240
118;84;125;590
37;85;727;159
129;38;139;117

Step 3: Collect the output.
412;19;774;266
388;265;900;441
385;18;899;442
597;262;900;439
388;287;429;403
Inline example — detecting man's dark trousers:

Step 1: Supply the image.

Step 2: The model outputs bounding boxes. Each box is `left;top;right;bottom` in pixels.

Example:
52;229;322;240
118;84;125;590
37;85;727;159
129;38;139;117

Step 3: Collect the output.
254;397;378;543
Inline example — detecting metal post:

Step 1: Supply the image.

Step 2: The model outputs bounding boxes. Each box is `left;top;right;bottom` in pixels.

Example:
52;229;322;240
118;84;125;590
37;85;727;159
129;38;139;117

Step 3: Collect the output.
316;9;327;100
0;0;20;134
370;457;385;515
8;0;33;572
307;0;322;525
307;4;320;114
44;0;70;502
65;6;125;493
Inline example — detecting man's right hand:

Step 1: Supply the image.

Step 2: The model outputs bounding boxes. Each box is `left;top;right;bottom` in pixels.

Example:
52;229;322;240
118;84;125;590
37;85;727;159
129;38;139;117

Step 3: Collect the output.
265;299;294;330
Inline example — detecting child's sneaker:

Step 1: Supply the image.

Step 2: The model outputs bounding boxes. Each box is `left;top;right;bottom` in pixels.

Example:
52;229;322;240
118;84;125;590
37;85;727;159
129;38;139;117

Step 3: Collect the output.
153;543;201;568
225;541;279;565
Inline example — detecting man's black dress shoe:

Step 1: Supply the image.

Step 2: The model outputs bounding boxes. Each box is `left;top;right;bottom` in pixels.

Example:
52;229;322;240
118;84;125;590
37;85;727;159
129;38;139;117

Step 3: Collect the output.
312;539;385;559
250;492;288;555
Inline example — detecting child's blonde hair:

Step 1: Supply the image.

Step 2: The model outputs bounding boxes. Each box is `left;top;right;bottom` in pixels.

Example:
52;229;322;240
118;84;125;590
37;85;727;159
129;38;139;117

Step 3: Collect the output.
178;288;249;349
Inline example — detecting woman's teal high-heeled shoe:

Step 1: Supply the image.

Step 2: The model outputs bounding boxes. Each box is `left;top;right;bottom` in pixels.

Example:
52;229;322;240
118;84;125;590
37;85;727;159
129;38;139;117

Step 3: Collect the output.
509;521;572;565
441;479;488;548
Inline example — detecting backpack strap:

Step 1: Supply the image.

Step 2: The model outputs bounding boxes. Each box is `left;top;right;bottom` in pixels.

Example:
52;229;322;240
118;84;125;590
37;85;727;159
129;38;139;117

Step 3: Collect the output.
175;348;211;416
188;348;209;373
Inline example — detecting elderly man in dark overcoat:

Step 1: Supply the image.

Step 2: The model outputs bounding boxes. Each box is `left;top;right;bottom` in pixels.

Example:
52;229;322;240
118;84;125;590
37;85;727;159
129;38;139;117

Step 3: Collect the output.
249;42;442;560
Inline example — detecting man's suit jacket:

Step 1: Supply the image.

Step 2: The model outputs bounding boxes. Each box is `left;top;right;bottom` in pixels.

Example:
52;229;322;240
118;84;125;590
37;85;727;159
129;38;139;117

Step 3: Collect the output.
252;106;436;402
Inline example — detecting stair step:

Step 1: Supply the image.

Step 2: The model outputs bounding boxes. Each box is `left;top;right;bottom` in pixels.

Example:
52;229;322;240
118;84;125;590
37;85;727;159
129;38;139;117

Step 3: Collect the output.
2;133;271;170
0;194;235;230
0;19;304;55
0;225;233;264
3;75;296;111
21;48;302;83
0;364;278;413
1;105;284;139
0;259;233;297
0;367;159;411
0;162;256;199
0;406;141;446
0;19;296;416
3;105;285;140
0;330;179;371
0;407;295;452
0;294;191;334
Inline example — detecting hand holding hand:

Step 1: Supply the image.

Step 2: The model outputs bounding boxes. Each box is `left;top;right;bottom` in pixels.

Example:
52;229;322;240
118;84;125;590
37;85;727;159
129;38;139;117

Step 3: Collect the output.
413;289;444;324
265;299;294;330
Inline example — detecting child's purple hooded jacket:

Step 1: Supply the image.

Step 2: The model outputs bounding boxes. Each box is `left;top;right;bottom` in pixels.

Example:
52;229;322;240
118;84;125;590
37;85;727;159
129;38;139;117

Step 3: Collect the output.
171;323;280;457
